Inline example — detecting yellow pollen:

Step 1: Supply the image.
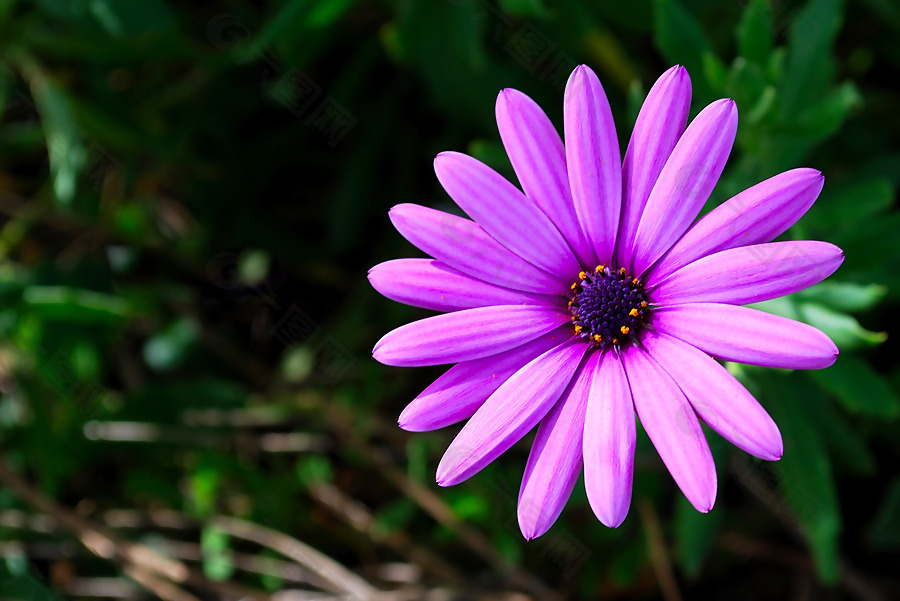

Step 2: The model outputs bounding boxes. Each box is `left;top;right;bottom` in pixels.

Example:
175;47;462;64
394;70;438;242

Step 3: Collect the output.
640;301;648;307
579;271;587;280
612;337;619;345
620;326;630;335
595;264;605;273
629;308;639;317
574;325;583;334
593;334;602;342
632;278;639;285
571;282;578;290
619;267;627;275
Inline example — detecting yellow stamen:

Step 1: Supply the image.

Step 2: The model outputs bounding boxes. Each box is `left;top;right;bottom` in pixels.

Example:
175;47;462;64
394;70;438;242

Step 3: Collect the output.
640;301;648;308
578;271;587;280
593;334;602;343
571;282;578;290
619;267;627;275
612;337;619;345
632;278;639;285
574;325;583;334
595;264;605;273
620;326;630;335
629;308;639;317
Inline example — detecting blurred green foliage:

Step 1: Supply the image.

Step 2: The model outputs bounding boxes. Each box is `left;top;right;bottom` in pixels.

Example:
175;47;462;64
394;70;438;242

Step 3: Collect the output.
0;0;898;599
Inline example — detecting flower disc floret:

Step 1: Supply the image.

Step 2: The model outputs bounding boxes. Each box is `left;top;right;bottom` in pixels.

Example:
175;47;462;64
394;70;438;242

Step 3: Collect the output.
569;265;648;347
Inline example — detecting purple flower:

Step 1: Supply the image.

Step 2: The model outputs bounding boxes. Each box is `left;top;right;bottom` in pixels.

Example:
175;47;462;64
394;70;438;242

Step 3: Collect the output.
369;65;842;539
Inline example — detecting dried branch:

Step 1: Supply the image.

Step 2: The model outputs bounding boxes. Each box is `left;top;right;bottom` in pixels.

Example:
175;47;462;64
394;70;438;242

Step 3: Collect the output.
211;515;379;601
637;499;682;601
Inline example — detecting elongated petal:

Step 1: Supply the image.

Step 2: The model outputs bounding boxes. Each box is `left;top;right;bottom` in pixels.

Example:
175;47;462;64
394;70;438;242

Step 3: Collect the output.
374;305;570;367
616;66;691;268
369;259;560;312
518;353;591;539
399;327;570;431
437;340;588;486
631;99;738;276
583;351;636;527
564;65;622;265
496;89;596;268
654;303;838;369
389;204;569;295
642;331;783;460
622;346;717;513
434;152;581;278
651;241;844;306
649;168;825;280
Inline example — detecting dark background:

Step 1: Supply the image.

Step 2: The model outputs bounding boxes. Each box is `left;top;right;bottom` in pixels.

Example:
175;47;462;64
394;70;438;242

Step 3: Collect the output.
0;0;899;599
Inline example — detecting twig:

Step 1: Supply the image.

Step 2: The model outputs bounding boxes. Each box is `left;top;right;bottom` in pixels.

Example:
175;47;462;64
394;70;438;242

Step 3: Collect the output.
309;481;467;587
637;499;682;601
0;459;267;601
211;515;379;601
730;455;887;601
322;404;559;601
123;566;202;601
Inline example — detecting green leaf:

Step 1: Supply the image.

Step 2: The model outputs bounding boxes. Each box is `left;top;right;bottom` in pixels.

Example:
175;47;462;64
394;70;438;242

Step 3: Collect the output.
793;81;861;139
498;0;552;18
22;286;130;323
869;477;900;550
808;177;893;232
766;373;841;582
756;298;887;349
241;0;316;60
142;316;199;372
86;0;175;36
796;282;887;313
305;0;359;29
201;526;235;582
29;73;87;207
736;0;773;65
652;0;726;99
675;493;722;579
808;355;900;418
804;394;876;476
726;58;766;117
797;303;887;349
296;455;333;487
780;0;843;117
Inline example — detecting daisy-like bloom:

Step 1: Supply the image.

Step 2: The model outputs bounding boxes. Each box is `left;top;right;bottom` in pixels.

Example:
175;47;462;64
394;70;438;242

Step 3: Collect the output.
369;65;842;539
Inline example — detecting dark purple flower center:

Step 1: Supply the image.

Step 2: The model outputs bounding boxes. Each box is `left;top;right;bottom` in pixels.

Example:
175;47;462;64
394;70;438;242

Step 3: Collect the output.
568;265;648;348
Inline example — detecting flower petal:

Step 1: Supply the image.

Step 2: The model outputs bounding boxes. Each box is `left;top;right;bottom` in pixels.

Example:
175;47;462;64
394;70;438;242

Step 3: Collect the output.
648;168;825;279
436;339;588;486
631;99;738;276
389;204;569;295
616;65;691;268
621;345;717;513
641;331;783;460
517;353;592;539
399;327;570;432
373;305;570;367
653;303;839;369
434;152;581;278
369;259;560;312
496;88;596;268
583;350;636;527
651;241;844;306
564;65;622;265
